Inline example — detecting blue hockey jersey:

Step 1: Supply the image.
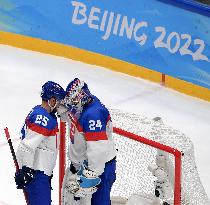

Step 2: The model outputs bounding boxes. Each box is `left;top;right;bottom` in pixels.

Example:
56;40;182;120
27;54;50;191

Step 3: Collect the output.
16;105;59;176
64;96;116;175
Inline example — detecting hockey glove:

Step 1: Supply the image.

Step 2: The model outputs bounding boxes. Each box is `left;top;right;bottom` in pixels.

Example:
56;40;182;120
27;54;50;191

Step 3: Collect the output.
65;164;101;198
15;166;36;189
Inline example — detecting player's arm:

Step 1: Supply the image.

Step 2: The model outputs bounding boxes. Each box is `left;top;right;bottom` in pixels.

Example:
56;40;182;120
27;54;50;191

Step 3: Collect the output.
15;132;44;189
17;131;46;167
15;114;54;188
83;110;110;176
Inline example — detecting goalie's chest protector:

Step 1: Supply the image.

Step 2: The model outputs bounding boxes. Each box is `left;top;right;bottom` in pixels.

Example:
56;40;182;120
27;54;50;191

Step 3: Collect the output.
68;96;116;173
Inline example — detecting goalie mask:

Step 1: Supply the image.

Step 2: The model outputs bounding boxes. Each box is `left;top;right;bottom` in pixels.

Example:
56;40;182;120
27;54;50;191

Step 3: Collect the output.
62;78;92;117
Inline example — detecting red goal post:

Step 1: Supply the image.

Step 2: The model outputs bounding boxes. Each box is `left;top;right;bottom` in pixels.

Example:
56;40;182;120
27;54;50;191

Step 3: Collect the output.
59;121;66;205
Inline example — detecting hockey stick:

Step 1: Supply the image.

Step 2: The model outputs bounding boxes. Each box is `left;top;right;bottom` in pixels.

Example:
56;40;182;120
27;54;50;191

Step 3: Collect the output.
4;127;29;205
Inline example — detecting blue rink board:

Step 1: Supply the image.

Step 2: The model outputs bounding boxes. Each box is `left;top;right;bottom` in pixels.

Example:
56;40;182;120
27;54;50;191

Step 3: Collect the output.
0;0;210;88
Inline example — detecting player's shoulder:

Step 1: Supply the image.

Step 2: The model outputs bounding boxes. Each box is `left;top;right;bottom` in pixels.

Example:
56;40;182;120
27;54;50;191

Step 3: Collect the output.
93;96;110;116
82;96;109;120
28;105;52;117
26;105;57;128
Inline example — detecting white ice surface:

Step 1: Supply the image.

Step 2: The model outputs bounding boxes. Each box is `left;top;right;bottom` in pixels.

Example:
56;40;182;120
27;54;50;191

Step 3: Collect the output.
0;45;209;205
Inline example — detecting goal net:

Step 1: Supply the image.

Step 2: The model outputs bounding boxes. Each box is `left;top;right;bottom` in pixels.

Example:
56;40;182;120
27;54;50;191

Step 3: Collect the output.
59;109;210;205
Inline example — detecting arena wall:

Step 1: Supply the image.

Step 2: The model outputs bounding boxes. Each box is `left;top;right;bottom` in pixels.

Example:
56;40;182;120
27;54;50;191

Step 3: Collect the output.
0;0;210;101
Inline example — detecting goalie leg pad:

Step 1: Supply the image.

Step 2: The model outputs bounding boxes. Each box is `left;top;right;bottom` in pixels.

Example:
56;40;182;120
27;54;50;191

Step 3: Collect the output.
61;168;92;205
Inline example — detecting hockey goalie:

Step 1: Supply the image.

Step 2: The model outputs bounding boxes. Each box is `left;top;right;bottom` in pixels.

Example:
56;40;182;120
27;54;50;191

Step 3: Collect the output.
58;78;117;205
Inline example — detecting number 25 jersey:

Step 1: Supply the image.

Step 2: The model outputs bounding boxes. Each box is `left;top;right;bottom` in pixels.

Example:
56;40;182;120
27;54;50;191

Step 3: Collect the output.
16;105;59;176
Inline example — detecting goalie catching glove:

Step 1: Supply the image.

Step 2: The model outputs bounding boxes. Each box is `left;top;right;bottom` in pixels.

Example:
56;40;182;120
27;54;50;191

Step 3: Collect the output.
65;163;101;198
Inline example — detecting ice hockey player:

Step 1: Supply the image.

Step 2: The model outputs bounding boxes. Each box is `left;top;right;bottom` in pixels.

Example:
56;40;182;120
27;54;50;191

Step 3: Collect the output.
15;81;66;205
58;78;117;205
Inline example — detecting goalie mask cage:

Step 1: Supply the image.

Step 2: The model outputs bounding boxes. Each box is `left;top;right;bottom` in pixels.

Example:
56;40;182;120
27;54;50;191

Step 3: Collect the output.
59;109;210;205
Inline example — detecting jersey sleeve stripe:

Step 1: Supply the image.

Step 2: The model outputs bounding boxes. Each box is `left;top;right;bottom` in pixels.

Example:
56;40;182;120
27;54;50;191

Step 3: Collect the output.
85;131;108;141
26;121;58;137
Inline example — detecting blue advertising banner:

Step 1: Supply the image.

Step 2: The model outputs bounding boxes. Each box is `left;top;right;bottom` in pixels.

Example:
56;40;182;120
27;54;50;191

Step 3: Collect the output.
0;0;210;88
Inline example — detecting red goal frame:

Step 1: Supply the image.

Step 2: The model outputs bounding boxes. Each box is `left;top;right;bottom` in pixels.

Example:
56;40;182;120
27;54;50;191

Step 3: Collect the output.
59;121;182;205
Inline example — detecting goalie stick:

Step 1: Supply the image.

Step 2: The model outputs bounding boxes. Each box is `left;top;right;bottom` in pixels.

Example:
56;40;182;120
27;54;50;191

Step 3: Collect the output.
4;127;29;205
